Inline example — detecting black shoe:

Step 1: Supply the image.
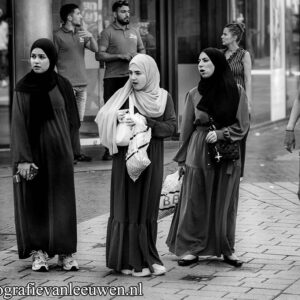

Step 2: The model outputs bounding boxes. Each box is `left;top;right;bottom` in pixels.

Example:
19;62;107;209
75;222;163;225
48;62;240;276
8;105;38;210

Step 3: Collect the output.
177;256;198;266
74;154;92;162
223;255;243;267
102;152;113;161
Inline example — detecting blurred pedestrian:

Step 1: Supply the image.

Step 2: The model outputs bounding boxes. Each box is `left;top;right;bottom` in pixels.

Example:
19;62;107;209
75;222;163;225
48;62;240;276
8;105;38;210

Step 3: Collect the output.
166;48;249;268
221;22;252;180
139;23;156;59
11;39;80;272
96;54;176;276
96;0;145;160
54;3;98;163
0;8;8;88
284;91;300;199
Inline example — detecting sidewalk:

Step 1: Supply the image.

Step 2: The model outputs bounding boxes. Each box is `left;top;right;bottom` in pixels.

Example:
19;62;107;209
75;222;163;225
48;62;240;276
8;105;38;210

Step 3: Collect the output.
2;123;300;299
1;180;300;299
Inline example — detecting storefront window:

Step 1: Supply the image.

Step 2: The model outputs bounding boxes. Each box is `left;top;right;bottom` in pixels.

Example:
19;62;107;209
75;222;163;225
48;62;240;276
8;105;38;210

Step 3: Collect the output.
0;1;9;147
286;0;300;113
175;0;201;126
175;0;227;128
176;1;201;64
230;0;300;124
230;0;272;125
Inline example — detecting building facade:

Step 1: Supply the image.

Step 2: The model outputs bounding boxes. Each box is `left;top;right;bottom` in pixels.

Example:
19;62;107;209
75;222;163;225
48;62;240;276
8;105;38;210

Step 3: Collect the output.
0;0;299;147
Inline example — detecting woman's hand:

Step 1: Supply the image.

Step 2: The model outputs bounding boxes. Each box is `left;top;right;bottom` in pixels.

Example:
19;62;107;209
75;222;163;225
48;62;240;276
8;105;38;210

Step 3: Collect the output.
205;131;217;143
117;109;129;123
123;115;136;127
284;130;296;153
17;162;38;180
178;165;186;179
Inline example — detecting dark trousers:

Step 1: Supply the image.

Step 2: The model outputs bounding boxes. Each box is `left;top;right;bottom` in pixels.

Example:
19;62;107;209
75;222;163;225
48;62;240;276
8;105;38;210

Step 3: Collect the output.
103;76;129;103
0;50;8;80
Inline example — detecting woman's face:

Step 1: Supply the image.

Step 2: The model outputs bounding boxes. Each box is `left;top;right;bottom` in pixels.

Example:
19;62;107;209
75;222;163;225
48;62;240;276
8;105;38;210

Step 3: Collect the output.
221;27;237;46
30;48;50;73
198;52;215;78
129;65;147;91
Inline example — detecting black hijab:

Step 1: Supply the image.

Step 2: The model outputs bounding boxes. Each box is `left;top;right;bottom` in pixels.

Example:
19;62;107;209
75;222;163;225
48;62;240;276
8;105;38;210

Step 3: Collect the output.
15;39;80;150
15;38;58;124
196;48;240;127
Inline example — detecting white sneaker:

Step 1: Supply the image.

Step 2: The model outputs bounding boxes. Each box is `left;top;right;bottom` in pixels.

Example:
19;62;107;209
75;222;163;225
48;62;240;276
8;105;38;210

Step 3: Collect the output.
120;269;133;275
31;250;49;272
132;268;151;277
57;254;79;271
152;264;166;276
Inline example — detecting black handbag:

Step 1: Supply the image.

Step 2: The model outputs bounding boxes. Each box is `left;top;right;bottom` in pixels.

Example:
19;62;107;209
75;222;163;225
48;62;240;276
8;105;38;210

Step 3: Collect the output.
208;117;240;163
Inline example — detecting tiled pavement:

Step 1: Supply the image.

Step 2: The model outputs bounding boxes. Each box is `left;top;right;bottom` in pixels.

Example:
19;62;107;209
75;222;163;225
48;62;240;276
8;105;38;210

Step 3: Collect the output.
2;123;300;299
1;181;300;299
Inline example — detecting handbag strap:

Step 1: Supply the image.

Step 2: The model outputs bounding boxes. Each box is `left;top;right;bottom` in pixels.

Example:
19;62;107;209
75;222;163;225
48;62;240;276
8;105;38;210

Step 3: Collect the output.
129;94;135;115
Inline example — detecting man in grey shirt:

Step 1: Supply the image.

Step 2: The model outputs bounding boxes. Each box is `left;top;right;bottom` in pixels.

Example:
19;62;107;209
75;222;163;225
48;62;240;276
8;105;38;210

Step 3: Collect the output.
96;0;145;160
54;3;98;162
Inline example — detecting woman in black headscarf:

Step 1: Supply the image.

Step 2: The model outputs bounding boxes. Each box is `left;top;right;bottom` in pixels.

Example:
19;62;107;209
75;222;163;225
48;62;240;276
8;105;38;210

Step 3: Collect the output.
11;38;80;272
166;48;249;267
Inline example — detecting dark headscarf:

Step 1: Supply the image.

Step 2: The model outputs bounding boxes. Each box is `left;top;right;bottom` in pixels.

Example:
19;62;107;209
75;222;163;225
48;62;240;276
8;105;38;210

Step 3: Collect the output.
197;47;240;127
15;38;80;147
15;38;58;123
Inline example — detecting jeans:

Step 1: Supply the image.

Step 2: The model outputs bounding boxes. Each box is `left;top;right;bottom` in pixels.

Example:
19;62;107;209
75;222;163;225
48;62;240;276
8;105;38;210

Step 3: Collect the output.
73;86;87;121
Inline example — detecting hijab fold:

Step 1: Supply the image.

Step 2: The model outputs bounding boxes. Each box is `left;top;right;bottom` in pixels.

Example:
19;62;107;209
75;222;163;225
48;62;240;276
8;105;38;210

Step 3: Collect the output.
95;54;168;155
197;48;240;127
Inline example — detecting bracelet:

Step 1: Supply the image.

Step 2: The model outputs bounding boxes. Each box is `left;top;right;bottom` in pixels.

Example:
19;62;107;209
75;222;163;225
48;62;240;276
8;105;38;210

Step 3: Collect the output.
286;129;294;132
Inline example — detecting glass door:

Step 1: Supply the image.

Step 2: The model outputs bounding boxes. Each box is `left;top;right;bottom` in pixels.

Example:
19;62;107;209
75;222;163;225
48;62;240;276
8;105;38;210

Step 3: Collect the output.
0;0;10;148
230;0;272;125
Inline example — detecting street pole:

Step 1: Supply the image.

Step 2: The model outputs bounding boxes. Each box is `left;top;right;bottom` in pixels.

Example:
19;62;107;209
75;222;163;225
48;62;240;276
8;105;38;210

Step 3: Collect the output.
12;0;53;86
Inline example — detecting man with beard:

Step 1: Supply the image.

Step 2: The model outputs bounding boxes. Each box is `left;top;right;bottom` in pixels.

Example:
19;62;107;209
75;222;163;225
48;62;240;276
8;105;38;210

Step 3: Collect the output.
96;0;145;160
54;3;98;162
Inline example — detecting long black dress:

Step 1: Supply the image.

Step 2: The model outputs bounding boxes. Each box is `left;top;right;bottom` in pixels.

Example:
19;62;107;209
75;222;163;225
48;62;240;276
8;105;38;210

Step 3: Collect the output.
166;86;249;258
11;78;79;259
106;94;176;272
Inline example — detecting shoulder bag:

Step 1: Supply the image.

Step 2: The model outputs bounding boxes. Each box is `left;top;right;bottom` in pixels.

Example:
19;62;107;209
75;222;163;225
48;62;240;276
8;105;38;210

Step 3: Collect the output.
208;117;240;163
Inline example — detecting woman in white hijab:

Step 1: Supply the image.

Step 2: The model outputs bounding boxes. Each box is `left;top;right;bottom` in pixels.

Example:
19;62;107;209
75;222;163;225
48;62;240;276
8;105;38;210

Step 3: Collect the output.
96;54;176;277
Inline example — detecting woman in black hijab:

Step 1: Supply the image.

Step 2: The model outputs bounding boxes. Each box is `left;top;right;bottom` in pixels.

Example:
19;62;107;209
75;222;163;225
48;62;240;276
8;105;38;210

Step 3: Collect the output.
11;38;80;272
167;48;250;267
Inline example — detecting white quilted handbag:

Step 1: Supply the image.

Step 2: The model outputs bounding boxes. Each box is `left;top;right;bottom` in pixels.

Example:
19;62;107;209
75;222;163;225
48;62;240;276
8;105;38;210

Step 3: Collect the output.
115;97;134;146
126;113;151;182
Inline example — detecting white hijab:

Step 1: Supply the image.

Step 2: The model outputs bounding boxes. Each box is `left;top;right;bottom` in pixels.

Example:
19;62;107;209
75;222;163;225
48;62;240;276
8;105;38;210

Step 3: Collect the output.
95;54;168;155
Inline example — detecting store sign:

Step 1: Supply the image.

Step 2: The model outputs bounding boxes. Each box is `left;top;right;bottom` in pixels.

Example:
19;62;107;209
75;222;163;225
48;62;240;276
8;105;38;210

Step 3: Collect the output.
270;0;286;121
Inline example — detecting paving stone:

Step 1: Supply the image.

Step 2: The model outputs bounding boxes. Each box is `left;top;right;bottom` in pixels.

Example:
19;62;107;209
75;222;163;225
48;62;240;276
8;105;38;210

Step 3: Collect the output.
153;281;202;290
200;285;251;293
275;293;300;300
246;288;282;297
184;295;221;300
282;279;300;295
2;124;300;299
223;292;268;299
